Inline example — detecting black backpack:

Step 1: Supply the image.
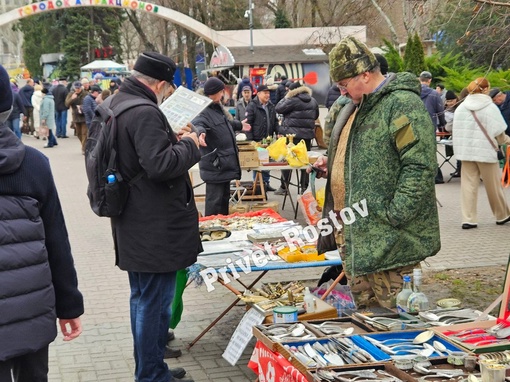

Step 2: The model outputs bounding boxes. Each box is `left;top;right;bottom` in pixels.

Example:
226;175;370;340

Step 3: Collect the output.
85;96;155;217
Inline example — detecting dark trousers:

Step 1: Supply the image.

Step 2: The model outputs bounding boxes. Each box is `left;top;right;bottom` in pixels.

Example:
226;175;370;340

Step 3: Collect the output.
25;106;34;133
128;271;176;382
0;345;49;382
205;182;230;216
280;138;311;191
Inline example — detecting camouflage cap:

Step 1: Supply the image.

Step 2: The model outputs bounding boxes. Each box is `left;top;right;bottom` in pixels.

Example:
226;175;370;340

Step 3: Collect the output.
329;36;378;82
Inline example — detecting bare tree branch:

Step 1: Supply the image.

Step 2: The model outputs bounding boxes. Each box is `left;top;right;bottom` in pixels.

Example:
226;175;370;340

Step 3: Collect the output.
474;0;510;6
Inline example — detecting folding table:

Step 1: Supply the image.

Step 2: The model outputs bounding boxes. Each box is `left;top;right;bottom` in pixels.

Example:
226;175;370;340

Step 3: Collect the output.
187;253;342;349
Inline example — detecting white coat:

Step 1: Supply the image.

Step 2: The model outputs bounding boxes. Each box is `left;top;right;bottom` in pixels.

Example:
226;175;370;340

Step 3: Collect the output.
453;94;508;163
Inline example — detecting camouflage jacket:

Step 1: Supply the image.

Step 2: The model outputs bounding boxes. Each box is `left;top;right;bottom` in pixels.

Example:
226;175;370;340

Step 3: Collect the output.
318;72;441;276
323;95;351;147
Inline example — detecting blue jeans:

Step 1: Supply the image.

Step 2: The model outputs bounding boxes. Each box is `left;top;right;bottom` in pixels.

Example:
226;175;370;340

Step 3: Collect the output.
6;118;21;139
55;110;67;137
128;271;177;382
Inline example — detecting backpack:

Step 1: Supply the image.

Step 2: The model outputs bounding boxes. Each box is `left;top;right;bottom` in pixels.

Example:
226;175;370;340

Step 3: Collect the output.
85;96;155;217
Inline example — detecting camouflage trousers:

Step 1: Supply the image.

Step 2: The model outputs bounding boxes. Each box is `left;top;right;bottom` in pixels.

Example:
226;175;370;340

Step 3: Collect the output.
335;231;418;309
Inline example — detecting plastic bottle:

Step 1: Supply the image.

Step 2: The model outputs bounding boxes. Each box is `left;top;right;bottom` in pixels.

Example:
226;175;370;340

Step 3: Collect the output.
407;268;429;312
303;287;316;313
396;275;413;313
107;174;116;184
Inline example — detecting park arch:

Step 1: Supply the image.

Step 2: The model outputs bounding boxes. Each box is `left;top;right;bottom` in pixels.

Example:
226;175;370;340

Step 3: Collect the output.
0;0;222;46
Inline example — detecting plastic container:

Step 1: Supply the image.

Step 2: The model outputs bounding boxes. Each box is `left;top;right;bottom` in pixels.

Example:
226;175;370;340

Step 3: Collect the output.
257;148;269;164
273;306;298;323
303;287;316;313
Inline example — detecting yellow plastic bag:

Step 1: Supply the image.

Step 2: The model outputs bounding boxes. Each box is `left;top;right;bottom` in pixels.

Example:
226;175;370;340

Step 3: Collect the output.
267;136;287;162
316;187;325;208
286;139;309;167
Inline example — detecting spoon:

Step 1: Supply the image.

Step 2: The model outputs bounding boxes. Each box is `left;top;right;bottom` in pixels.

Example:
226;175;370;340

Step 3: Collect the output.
291;323;305;336
413;330;435;344
423;342;442;356
433;340;453;355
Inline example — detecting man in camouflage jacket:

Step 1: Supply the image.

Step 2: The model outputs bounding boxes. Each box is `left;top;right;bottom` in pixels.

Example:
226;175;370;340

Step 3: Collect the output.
315;37;440;308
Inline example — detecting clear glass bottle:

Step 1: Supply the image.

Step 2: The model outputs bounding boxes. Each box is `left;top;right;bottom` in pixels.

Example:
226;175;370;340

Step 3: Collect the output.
407;268;429;312
396;275;413;313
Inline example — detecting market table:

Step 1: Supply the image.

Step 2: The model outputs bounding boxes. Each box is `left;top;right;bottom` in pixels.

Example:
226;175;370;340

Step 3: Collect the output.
242;163;309;218
187;248;342;349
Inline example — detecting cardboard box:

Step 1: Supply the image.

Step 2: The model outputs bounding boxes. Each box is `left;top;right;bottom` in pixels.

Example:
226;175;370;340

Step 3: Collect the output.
432;256;510;353
250;201;279;213
228;203;249;214
239;150;260;169
275;335;390;375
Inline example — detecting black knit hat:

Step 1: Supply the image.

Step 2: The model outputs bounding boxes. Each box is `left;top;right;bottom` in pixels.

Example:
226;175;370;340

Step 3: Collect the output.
289;82;301;90
134;52;177;85
203;77;225;96
445;90;457;100
0;64;13;113
374;53;389;75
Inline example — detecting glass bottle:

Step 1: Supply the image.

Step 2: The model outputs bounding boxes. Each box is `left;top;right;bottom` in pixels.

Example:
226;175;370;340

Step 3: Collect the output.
407;268;429;312
396;275;413;313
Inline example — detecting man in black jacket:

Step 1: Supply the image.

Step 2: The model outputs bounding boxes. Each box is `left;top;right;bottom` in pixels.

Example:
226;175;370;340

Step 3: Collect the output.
18;78;35;135
52;78;70;138
0;64;84;380
245;85;279;191
110;52;200;382
193;77;251;216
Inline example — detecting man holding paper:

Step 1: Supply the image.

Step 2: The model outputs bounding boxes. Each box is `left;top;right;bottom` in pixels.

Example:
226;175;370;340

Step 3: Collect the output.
193;77;251;216
109;51;201;382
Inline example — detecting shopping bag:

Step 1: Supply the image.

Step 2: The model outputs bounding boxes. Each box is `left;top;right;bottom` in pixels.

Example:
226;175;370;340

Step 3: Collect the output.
169;269;188;329
267;136;287;161
39;123;49;138
286;139;309;167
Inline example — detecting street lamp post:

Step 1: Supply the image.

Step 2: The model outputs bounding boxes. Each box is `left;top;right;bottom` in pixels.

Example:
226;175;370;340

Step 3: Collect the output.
248;0;254;53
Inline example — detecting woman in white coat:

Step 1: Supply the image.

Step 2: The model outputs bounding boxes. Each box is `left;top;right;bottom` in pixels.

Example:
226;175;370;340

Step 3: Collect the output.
31;84;44;139
453;77;510;229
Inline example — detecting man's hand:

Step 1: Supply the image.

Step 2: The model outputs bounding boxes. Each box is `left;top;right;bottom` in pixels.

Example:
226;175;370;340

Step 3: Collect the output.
176;122;193;141
198;133;207;147
308;155;328;178
59;318;82;341
241;118;251;132
182;132;200;148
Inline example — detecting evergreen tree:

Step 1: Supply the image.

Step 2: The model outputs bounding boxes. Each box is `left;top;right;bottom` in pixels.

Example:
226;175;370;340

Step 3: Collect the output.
275;9;291;28
413;33;426;74
382;39;403;73
403;34;415;73
17;8;123;78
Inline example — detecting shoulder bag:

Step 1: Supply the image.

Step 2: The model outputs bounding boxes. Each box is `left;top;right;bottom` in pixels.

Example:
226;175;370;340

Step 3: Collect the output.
470;110;505;161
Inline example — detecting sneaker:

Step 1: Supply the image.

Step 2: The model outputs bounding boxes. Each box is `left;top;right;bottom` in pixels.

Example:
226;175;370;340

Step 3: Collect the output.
273;187;286;195
462;223;477;229
43;145;53;148
264;183;276;192
168;367;186;379
164;346;182;359
61;135;69;138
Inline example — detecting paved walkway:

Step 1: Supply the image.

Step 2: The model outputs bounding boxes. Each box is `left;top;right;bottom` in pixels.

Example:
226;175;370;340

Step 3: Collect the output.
21;129;510;382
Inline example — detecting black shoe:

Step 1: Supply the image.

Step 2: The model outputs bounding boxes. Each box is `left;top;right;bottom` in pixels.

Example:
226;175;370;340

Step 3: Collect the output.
164;346;182;359
450;171;461;178
168;367;186;379
57;135;62;138
264;183;276;192
61;135;69;138
435;179;445;184
496;216;510;225
462;223;478;229
167;329;175;342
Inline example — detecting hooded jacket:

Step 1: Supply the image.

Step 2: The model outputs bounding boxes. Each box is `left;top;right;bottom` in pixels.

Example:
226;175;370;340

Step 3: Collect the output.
318;72;441;276
325;85;341;109
193;102;242;183
0;112;83;361
109;76;202;272
275;85;319;140
453;94;508;163
420;85;446;128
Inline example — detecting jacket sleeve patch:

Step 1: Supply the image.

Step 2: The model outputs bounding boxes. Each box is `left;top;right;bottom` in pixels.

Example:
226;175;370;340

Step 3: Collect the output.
393;116;416;151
